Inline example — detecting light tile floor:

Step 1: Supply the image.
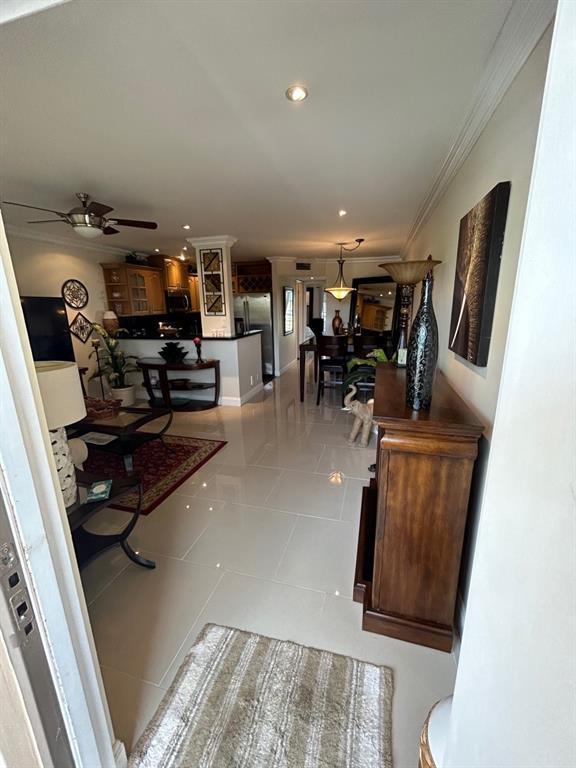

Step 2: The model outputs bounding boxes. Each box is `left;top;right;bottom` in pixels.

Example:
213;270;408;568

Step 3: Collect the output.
82;363;456;766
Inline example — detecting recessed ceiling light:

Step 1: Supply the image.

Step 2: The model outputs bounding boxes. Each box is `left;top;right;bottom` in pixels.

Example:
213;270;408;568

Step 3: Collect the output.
310;277;314;280
380;294;383;297
154;248;160;253
388;290;392;295
338;209;347;217
285;84;308;102
182;224;191;230
183;246;187;250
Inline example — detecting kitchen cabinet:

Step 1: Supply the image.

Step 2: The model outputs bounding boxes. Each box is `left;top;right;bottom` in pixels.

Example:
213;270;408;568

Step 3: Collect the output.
164;258;189;289
101;263;166;316
143;270;165;313
188;275;200;311
233;261;272;294
362;304;389;332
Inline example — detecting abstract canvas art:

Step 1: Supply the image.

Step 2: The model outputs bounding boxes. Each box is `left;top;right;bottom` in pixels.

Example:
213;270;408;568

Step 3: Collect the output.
449;181;511;366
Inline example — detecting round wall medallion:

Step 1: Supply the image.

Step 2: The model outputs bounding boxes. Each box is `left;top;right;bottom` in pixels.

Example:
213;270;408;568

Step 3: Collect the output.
62;279;89;309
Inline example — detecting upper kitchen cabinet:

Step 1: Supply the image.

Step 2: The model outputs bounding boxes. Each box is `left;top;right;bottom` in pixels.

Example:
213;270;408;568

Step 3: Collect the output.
164;257;189;289
232;261;272;294
101;263;166;316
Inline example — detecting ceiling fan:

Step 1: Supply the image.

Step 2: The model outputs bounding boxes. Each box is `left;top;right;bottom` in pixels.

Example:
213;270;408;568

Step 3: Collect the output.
3;192;158;239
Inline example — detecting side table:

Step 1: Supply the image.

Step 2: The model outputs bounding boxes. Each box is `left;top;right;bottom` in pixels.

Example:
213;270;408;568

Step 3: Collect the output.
67;470;155;570
138;358;220;411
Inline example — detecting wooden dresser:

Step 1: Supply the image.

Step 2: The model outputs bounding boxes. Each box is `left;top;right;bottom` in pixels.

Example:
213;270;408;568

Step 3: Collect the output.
354;364;483;651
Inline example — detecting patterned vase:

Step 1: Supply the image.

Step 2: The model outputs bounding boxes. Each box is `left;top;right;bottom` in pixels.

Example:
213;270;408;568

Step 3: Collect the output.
332;310;343;335
406;271;438;410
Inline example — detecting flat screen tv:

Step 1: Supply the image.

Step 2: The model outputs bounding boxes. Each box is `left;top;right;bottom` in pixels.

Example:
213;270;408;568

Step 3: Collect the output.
20;296;75;362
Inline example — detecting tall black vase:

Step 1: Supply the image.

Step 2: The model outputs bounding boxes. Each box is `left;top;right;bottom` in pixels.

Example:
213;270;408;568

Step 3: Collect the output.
406;271;438;410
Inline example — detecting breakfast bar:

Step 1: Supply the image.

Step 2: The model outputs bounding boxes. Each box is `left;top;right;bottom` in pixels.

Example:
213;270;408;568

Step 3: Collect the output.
119;332;263;407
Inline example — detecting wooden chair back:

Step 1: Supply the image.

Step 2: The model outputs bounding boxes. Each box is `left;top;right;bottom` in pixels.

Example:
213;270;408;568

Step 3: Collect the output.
318;335;348;360
353;334;385;357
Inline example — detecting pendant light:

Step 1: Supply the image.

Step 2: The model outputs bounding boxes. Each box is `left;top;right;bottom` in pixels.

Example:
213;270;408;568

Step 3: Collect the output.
325;238;364;301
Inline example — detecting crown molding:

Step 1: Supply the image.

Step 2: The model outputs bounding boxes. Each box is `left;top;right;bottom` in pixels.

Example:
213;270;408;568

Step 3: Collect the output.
5;224;128;255
187;235;237;249
266;254;400;265
403;0;556;254
319;254;400;265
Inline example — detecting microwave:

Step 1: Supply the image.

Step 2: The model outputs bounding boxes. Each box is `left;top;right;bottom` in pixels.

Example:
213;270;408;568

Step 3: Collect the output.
166;289;191;313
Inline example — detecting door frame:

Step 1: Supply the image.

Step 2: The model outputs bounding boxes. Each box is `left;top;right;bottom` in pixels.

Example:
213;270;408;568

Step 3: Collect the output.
0;214;123;767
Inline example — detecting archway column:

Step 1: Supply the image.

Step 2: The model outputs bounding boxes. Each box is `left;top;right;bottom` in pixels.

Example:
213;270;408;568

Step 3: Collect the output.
187;235;237;337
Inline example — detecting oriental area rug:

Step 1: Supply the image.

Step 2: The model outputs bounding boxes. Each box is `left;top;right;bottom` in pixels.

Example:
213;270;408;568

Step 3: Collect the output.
128;624;394;768
84;435;226;515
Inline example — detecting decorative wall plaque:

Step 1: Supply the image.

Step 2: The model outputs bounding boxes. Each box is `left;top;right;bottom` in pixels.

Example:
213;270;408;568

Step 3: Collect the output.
200;248;226;315
69;312;93;343
62;279;89;309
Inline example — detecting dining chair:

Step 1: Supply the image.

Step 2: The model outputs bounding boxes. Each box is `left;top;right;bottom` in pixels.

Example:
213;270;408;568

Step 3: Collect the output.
316;335;349;405
353;334;385;357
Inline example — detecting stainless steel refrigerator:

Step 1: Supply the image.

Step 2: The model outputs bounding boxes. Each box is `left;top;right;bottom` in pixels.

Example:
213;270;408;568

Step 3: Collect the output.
234;293;274;378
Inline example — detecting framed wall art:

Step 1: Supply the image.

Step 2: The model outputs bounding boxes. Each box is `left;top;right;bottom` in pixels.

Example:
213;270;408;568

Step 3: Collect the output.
199;248;226;315
283;286;294;335
62;279;89;309
69;312;93;343
448;181;511;367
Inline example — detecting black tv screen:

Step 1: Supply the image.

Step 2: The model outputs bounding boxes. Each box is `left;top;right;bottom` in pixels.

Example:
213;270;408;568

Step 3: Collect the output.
20;296;75;362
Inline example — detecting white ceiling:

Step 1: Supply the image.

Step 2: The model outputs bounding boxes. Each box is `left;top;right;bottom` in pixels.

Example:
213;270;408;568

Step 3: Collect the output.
0;0;513;260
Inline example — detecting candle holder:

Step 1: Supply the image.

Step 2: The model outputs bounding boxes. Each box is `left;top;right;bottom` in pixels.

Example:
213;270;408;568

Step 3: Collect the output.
193;336;203;364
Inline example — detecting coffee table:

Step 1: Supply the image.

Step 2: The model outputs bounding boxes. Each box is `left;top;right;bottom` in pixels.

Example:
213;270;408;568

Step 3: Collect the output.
71;406;173;472
67;470;154;570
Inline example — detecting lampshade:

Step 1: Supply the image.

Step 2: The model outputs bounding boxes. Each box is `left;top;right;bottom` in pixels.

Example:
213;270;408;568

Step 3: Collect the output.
325;259;356;301
379;259;441;285
102;310;119;332
35;361;86;429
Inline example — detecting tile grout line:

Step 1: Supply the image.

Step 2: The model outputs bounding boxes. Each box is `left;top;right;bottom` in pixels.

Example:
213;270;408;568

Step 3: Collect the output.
312;443;327;474
261;467;286;506
156;567;226;689
85;558;131;607
272;513;299;580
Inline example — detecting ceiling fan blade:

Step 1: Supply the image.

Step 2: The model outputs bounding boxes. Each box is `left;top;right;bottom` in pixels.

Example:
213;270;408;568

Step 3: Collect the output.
27;219;68;224
102;226;120;235
109;218;158;230
86;201;113;216
4;200;67;216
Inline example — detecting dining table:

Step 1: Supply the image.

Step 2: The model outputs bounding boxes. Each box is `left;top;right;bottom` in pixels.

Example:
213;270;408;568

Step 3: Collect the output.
299;336;355;402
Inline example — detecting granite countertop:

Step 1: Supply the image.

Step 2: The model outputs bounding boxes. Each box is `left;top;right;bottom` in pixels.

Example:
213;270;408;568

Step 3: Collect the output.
122;330;262;341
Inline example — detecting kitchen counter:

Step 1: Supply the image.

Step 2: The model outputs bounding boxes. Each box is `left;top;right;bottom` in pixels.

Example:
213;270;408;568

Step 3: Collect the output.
125;330;262;341
119;333;263;406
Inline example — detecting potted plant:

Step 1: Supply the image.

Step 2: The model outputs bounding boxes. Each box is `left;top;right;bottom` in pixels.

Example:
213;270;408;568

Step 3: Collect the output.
342;348;388;394
90;323;138;406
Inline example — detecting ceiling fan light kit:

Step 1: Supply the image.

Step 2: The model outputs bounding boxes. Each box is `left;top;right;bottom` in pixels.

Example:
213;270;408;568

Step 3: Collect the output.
4;192;157;239
324;238;364;301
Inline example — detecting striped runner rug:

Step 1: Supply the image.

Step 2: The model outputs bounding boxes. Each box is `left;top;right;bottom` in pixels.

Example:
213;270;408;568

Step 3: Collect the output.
129;624;393;768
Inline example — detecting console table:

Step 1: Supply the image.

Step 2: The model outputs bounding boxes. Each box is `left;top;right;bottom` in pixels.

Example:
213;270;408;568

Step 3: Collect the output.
354;364;483;651
138;358;220;411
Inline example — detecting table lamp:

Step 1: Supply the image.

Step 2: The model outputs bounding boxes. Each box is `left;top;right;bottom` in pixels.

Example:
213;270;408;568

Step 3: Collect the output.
102;310;119;333
35;361;87;507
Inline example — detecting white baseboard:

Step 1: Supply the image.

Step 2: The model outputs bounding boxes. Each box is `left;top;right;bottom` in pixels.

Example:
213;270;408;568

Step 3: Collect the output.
218;382;263;407
113;739;127;768
277;359;297;376
240;382;264;404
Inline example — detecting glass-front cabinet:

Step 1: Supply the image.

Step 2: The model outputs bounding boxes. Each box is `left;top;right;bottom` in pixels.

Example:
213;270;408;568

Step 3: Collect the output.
101;263;166;316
